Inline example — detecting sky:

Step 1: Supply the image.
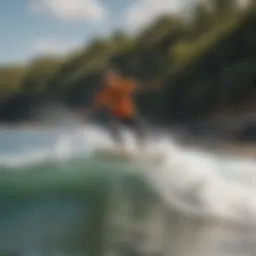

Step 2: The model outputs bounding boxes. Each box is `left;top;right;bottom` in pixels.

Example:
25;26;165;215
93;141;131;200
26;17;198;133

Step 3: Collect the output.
0;0;195;64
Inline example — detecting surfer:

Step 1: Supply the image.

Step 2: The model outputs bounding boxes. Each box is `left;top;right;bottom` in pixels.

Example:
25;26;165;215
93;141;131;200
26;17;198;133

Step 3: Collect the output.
85;68;162;148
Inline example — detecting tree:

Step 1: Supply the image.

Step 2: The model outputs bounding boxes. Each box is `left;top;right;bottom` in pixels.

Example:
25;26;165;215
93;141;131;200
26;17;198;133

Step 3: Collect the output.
213;0;238;18
0;66;26;100
21;56;62;95
192;2;213;37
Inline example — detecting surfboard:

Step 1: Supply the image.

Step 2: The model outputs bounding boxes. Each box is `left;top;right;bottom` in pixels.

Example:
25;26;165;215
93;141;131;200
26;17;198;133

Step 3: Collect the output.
92;147;164;163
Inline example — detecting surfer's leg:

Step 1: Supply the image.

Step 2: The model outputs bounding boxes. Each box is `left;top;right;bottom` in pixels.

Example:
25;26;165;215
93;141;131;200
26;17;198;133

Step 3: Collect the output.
108;117;125;147
125;116;146;147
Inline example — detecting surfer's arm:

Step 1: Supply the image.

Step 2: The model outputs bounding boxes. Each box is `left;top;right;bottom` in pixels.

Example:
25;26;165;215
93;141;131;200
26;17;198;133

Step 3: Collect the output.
135;77;163;94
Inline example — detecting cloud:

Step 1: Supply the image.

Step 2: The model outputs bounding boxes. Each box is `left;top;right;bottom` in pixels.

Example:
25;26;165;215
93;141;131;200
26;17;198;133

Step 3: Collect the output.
29;0;108;22
124;0;193;30
32;38;83;56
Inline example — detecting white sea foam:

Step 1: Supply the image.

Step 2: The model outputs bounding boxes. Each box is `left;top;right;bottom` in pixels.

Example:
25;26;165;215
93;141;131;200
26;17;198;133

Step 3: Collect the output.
1;125;256;228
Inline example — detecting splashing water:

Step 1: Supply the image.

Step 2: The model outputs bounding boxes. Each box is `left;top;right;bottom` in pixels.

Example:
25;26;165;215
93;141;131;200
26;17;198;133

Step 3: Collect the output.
0;125;256;228
145;138;256;227
0;125;113;168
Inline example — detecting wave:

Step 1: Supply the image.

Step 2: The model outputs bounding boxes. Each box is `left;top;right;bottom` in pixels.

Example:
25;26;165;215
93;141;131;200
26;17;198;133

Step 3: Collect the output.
1;125;256;228
0;125;113;168
144;137;256;228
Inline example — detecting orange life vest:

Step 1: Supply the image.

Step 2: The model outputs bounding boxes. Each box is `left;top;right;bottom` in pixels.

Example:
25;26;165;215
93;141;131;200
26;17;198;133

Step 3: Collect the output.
95;78;137;118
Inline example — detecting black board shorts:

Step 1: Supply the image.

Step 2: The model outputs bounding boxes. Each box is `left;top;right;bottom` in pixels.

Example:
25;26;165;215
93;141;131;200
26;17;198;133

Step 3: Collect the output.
108;115;146;142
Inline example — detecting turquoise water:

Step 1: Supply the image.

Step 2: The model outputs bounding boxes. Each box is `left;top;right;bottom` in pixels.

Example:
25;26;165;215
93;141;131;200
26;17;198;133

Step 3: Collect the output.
1;127;256;256
0;128;157;256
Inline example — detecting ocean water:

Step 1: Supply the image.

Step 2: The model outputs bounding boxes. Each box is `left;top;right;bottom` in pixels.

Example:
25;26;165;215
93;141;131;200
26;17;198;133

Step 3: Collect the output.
1;125;256;256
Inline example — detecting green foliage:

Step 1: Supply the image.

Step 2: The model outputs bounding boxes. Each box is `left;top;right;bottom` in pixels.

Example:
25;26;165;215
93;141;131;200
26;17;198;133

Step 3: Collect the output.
191;2;214;37
213;0;238;18
1;0;255;124
0;66;26;99
22;56;63;94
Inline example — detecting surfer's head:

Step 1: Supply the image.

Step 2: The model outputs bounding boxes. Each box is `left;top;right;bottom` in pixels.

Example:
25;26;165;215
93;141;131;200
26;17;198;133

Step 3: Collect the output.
103;68;122;87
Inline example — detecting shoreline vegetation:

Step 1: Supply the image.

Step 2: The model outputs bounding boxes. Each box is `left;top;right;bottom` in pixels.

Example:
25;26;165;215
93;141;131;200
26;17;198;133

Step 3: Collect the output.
0;0;255;143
